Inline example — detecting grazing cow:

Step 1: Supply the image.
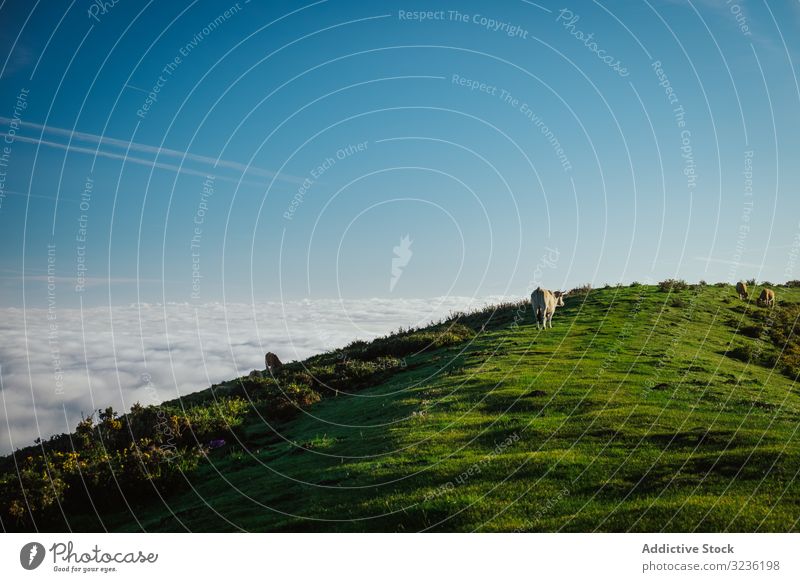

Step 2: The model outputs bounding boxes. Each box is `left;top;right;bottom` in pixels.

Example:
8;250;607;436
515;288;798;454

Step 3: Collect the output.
736;281;748;300
265;352;283;374
758;288;775;307
531;287;567;330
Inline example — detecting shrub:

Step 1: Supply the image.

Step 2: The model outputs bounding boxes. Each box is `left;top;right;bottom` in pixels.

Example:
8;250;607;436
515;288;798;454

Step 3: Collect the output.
336;358;378;380
761;305;800;379
239;376;322;417
0;453;67;527
344;339;368;351
738;325;762;339
360;323;474;360
327;357;407;393
785;280;800;288
726;344;755;363
262;382;321;418
183;397;250;440
569;283;592;296
658;279;689;292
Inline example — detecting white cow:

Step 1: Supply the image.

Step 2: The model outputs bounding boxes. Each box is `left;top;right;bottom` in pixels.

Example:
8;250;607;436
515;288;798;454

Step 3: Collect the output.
531;287;567;330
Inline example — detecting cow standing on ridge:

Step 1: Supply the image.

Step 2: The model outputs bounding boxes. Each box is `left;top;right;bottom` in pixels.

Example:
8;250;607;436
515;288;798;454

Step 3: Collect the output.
531;287;567;330
758;288;776;307
736;281;748;300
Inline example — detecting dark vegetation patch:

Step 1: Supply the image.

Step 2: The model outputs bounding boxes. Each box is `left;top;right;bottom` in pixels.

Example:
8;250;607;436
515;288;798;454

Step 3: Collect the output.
658;278;690;292
569;283;593;297
724;303;800;380
646;428;749;450
685;448;788;480
738;325;762;339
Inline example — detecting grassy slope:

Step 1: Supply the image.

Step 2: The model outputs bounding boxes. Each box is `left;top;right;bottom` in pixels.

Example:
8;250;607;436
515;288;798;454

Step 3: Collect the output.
72;285;800;532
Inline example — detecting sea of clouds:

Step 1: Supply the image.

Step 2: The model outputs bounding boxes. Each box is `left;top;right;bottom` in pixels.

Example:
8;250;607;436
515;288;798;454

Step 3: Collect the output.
0;296;512;454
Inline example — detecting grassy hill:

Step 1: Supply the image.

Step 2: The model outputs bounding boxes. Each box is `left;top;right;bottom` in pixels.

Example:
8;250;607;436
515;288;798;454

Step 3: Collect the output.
4;282;800;532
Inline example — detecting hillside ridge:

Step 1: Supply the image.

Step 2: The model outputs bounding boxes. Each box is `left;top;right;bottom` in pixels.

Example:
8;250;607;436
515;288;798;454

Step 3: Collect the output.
3;282;800;532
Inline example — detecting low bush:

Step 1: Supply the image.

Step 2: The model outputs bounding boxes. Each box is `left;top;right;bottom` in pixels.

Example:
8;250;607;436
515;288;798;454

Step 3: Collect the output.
738;325;762;339
726;344;756;363
569;283;593;296
761;305;800;379
658;279;690;292
0;453;67;526
0;396;248;530
726;304;800;379
358;323;474;360
238;376;321;415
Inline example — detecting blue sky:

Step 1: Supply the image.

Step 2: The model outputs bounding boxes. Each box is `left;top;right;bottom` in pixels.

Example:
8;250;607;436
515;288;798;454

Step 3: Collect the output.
1;0;800;308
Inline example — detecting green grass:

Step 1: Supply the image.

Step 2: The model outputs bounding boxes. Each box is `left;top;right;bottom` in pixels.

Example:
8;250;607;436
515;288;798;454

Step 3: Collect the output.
52;285;800;531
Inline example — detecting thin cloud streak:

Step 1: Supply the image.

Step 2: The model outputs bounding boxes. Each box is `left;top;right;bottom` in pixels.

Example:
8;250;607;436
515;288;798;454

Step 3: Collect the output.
0;133;276;188
693;256;767;269
0;117;305;185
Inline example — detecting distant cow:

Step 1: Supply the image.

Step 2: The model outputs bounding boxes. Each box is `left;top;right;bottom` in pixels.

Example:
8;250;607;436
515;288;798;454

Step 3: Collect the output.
265;352;283;373
736;281;748;300
531;287;567;330
758;288;775;307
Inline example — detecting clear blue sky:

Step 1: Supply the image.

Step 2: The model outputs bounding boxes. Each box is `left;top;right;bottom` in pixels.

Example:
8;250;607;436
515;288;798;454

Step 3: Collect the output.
1;0;799;308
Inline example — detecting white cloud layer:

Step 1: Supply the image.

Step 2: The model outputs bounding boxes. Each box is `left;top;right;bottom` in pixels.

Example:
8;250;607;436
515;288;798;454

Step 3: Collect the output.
0;296;512;454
